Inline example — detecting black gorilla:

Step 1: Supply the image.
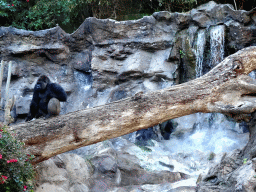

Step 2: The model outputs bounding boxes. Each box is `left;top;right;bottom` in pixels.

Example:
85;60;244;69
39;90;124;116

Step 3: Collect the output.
26;75;67;121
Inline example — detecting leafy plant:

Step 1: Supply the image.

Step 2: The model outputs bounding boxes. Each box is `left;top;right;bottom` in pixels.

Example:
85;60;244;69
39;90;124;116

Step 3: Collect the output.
0;125;35;192
208;152;215;161
0;0;13;17
180;49;185;59
2;0;256;32
26;0;71;30
157;0;198;12
135;143;152;152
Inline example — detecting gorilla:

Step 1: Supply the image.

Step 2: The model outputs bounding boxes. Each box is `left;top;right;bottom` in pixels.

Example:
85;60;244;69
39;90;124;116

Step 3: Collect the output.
26;75;67;121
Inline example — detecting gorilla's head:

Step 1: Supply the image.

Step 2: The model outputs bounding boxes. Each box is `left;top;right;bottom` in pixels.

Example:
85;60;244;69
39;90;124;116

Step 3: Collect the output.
35;75;50;92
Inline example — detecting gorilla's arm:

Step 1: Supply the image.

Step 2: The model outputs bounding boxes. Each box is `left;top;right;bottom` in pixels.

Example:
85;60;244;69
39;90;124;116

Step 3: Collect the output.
26;91;40;121
48;83;67;102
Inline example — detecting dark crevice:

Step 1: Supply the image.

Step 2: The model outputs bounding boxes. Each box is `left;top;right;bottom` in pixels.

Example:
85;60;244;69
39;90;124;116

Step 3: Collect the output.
241;93;256;97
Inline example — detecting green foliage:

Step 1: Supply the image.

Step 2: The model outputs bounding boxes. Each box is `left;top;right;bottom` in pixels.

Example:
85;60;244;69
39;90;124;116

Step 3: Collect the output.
0;0;13;17
135;143;152;152
0;0;30;29
179;50;185;59
27;0;70;30
2;0;256;32
158;0;198;12
0;125;35;192
243;158;247;164
207;152;215;161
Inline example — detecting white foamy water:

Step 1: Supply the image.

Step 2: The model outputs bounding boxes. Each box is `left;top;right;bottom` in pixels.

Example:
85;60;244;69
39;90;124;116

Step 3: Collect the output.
210;25;225;67
195;29;206;78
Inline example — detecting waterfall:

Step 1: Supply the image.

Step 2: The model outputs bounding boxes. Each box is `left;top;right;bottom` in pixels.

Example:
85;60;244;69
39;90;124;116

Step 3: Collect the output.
193;29;206;129
195;29;206;78
71;71;93;111
168;24;248;155
74;71;92;91
210;25;225;67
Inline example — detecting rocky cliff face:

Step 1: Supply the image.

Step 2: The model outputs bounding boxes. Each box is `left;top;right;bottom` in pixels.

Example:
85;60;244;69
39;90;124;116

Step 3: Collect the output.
1;1;256;191
0;1;256;120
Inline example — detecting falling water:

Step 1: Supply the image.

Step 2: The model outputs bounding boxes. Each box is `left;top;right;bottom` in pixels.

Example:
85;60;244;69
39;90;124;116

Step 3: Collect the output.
194;29;206;78
210;25;225;67
167;24;248;155
71;71;93;111
193;29;207;129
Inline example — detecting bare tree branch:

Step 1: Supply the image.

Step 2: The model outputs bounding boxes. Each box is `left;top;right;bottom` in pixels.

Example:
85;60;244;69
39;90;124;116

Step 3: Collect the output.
9;46;256;164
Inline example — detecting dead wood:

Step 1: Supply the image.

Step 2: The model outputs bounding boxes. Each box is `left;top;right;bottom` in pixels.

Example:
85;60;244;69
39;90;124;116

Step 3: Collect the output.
9;46;256;164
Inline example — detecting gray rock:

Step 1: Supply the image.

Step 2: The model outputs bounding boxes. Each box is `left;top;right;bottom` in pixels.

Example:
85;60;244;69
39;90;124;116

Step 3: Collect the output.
0;2;255;191
36;183;67;192
92;155;118;174
16;96;32;115
57;153;93;184
69;183;90;192
72;51;91;72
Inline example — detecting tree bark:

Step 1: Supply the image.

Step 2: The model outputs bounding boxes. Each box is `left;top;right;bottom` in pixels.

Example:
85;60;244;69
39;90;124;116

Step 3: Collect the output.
10;46;256;164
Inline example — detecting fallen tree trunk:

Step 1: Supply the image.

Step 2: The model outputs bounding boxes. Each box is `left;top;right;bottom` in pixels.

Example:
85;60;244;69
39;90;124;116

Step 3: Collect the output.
10;46;256;164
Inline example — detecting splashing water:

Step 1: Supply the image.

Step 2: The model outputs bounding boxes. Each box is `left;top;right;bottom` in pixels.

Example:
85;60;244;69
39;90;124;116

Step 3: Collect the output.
166;113;247;153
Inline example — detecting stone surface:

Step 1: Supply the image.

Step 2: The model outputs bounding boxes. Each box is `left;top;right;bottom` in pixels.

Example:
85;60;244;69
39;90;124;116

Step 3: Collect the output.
35;158;70;191
1;1;256;191
36;183;67;192
35;153;92;192
57;153;92;184
1;1;256;121
69;183;90;192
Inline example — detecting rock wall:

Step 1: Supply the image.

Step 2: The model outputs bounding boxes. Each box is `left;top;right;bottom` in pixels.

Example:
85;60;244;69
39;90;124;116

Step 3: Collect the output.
1;1;256;123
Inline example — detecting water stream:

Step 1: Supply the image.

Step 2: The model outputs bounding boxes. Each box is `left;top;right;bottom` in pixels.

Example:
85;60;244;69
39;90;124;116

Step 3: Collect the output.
130;26;249;189
69;71;93;111
210;25;225;67
70;24;249;190
171;26;248;154
195;29;206;78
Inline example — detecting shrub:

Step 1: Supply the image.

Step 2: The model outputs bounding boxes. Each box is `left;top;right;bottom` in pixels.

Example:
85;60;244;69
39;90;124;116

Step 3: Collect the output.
0;125;35;192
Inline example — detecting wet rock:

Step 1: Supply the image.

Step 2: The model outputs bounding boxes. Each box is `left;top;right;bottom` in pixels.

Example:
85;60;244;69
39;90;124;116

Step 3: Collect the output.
171;28;196;83
0;1;256;191
239;121;249;133
91;155;118;174
135;127;159;146
159;120;174;140
159;161;174;171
